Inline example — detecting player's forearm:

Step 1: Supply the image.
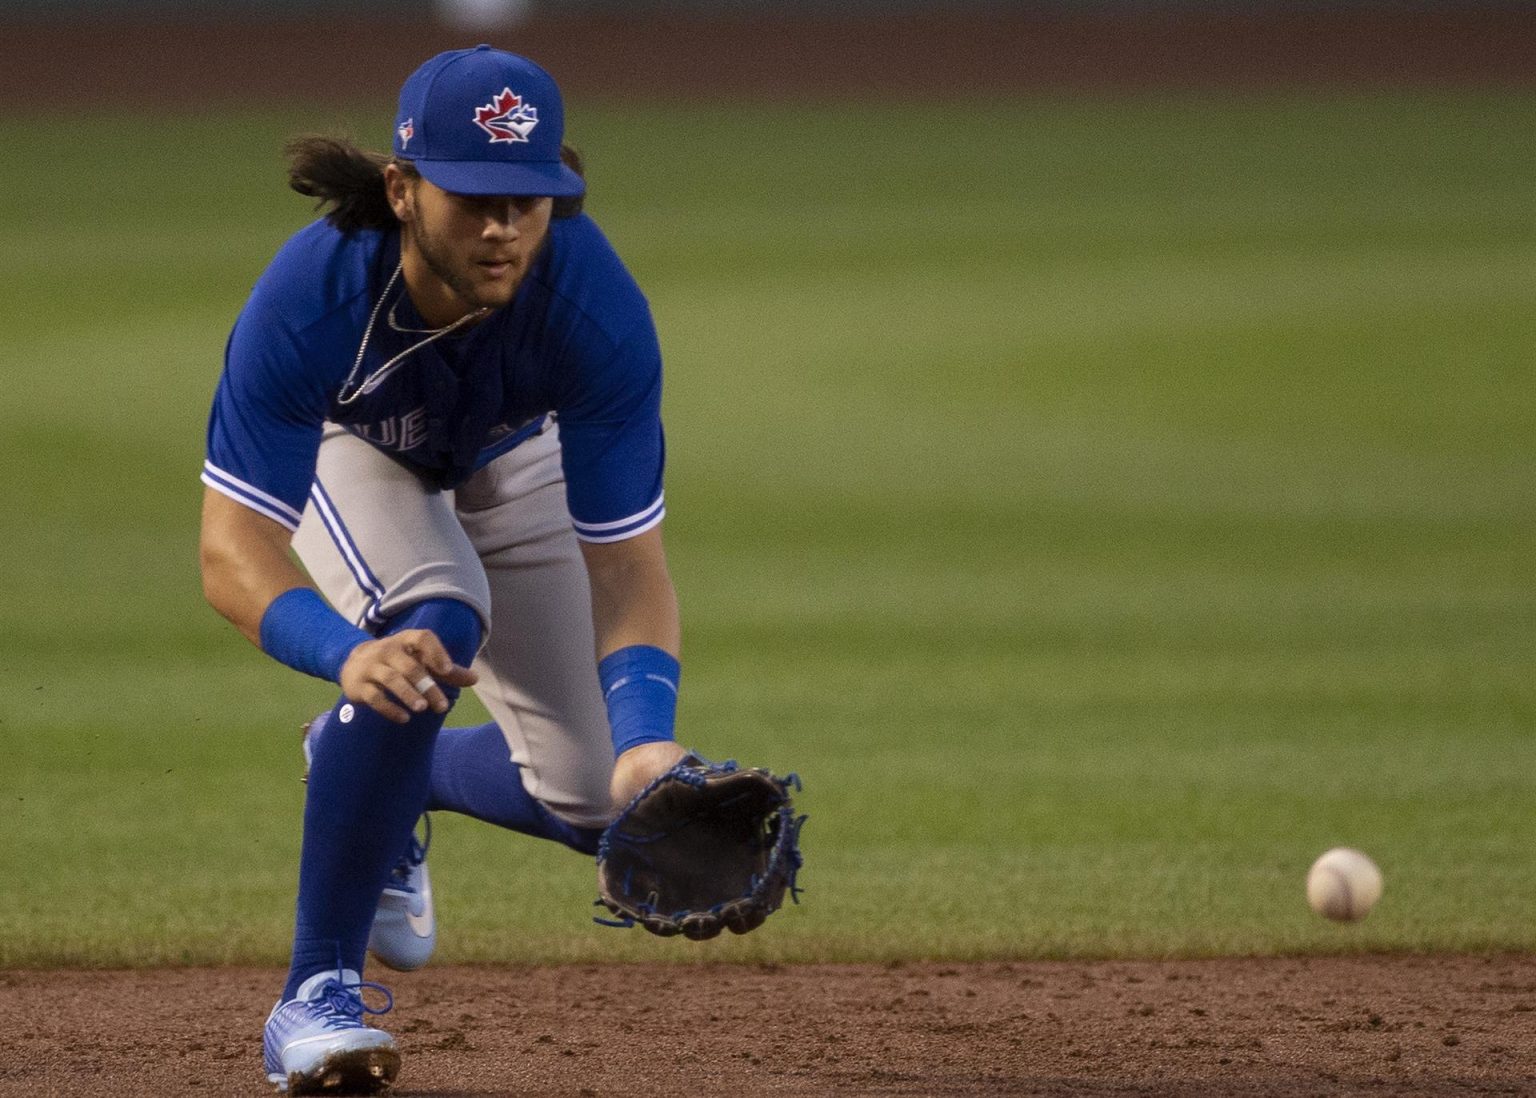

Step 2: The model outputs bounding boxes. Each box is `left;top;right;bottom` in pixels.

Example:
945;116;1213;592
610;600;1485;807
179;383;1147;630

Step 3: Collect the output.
199;488;312;646
590;572;680;658
582;527;683;769
580;527;680;659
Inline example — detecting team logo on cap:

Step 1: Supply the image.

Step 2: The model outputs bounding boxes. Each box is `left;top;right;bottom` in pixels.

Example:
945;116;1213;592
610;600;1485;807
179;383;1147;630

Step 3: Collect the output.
397;118;414;149
473;88;539;144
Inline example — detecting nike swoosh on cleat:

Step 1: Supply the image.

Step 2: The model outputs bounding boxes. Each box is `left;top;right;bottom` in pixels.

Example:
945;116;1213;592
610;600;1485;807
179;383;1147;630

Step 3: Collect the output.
405;876;433;938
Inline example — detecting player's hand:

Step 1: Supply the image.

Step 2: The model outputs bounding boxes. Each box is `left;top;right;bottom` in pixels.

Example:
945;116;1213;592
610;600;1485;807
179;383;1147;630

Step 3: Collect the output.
609;740;689;812
339;629;478;724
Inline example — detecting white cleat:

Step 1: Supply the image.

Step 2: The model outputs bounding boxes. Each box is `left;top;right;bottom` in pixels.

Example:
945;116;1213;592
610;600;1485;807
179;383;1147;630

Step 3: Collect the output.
368;817;436;972
262;968;399;1095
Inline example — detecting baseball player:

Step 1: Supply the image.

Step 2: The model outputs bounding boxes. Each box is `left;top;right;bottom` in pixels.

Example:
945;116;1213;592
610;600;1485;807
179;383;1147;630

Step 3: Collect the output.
199;46;688;1094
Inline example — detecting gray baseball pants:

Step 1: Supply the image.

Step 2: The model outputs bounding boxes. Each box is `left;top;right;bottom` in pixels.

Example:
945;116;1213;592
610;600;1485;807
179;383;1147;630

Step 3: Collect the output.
291;421;615;829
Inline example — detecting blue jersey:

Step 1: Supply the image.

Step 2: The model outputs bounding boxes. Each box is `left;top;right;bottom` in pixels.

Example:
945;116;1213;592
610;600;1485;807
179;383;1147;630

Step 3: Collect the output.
203;214;665;544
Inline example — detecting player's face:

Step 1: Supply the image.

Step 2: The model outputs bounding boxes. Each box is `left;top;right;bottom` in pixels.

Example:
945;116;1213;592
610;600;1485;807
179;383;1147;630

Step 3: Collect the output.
392;171;553;324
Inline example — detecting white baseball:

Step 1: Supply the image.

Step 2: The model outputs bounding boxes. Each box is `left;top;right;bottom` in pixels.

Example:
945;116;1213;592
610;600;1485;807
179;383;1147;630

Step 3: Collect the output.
1306;847;1383;921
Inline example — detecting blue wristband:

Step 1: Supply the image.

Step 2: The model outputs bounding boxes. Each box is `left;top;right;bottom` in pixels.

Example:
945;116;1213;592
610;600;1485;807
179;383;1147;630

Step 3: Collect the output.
259;587;372;684
597;645;680;757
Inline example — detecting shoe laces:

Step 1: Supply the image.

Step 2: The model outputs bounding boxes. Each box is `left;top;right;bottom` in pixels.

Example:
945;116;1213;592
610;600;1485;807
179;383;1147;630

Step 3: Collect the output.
313;975;394;1027
386;816;432;892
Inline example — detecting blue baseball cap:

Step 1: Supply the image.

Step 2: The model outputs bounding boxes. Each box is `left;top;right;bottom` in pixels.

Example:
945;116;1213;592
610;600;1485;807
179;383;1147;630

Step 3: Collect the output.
393;45;585;198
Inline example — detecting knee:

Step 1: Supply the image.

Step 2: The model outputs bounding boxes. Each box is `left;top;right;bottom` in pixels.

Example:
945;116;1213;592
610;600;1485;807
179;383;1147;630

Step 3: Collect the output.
386;597;483;668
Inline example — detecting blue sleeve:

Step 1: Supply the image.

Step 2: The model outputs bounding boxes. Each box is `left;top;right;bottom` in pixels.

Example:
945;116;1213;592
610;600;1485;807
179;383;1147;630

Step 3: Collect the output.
556;314;666;543
201;304;330;531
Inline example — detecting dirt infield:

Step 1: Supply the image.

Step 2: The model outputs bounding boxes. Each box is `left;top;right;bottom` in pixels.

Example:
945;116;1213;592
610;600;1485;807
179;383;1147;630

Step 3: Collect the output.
2;956;1534;1095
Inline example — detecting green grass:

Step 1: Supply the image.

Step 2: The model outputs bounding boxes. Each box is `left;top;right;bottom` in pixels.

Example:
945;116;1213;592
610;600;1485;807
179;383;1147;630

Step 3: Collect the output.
1;91;1532;966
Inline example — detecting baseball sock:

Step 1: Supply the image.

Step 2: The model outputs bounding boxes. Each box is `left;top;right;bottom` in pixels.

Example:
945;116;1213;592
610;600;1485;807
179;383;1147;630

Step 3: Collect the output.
283;597;481;1001
426;722;604;855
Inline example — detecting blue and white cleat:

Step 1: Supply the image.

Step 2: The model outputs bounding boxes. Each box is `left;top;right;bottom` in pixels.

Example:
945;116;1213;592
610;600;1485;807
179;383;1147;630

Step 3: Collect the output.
302;713;438;972
367;817;436;972
262;968;400;1095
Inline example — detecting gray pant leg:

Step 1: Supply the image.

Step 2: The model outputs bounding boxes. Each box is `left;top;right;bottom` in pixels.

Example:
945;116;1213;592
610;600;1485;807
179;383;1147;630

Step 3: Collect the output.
291;424;492;632
455;426;616;830
293;423;491;638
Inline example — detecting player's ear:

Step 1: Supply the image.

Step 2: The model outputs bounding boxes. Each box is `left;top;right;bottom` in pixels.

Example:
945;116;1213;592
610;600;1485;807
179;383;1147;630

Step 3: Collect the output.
383;162;415;222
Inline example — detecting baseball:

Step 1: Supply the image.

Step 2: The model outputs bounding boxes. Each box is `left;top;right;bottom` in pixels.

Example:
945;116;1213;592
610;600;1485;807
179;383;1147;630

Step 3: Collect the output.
1306;847;1383;921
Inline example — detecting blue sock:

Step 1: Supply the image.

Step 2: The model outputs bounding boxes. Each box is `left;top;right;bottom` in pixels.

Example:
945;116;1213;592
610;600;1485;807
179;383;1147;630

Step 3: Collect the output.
426;723;604;855
283;597;481;1000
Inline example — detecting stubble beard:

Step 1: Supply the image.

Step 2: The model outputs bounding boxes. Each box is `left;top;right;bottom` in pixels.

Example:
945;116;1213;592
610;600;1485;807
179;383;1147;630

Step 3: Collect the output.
411;222;507;316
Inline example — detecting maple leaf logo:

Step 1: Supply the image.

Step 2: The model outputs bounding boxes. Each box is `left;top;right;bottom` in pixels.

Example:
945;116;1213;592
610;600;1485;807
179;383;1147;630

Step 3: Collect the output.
473;88;539;144
397;118;414;148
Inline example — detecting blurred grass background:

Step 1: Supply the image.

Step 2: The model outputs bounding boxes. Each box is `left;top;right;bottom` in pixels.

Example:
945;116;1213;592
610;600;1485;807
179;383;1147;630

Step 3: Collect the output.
2;91;1532;966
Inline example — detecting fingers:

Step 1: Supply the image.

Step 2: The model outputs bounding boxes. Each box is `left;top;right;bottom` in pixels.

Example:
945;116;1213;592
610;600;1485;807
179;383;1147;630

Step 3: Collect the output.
380;662;439;716
336;658;416;723
339;630;478;723
396;630;478;709
356;685;414;725
402;630;480;687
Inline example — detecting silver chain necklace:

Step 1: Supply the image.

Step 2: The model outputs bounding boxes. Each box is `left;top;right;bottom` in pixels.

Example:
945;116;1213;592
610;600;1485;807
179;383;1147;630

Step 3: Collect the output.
337;261;489;406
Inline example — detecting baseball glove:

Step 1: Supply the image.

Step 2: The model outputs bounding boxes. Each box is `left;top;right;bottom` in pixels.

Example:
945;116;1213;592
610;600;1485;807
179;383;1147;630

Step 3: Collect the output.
595;755;805;940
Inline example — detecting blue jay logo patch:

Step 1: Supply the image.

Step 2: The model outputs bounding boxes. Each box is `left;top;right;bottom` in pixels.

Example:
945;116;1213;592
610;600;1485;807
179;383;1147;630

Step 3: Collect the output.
473;88;539;144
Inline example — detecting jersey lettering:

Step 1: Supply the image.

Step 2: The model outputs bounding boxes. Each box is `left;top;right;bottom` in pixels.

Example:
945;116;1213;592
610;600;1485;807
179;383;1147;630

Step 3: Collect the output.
353;406;429;452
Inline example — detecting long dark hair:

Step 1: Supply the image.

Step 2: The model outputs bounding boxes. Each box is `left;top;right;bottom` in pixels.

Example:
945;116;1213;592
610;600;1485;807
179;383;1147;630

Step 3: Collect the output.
284;134;587;232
